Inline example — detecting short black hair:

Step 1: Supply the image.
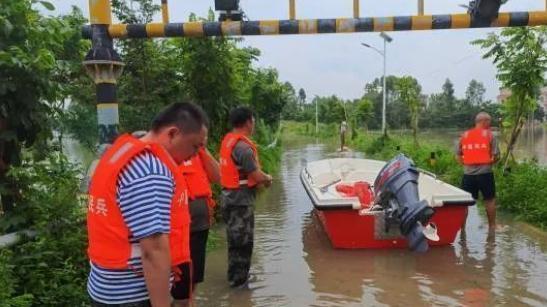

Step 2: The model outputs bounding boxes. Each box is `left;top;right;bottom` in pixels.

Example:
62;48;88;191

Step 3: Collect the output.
151;102;209;134
229;106;254;128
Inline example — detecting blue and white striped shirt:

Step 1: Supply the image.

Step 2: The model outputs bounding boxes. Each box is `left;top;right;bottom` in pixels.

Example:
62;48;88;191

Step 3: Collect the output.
87;151;174;304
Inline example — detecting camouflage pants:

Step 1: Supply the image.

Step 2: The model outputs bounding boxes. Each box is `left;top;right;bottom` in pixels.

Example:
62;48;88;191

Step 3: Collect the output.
222;205;254;286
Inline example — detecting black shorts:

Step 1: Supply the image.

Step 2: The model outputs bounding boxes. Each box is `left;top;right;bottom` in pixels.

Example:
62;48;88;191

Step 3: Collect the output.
171;262;192;300
462;173;496;201
190;229;209;284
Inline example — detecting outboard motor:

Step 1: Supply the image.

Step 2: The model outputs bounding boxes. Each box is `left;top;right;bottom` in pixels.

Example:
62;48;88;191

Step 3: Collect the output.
373;154;435;252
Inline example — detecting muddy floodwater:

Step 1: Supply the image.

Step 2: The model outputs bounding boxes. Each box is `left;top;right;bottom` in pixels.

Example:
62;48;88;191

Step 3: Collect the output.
195;139;547;307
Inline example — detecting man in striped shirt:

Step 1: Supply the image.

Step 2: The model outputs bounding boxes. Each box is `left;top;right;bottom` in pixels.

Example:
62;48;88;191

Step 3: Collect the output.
87;102;208;307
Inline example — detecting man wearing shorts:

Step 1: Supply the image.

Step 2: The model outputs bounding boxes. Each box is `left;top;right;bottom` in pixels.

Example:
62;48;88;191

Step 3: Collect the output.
456;112;500;231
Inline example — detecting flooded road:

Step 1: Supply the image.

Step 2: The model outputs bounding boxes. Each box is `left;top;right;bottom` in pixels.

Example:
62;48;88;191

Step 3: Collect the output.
195;138;547;307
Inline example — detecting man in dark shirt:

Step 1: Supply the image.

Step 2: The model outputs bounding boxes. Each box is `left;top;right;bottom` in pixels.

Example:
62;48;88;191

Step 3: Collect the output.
219;107;272;288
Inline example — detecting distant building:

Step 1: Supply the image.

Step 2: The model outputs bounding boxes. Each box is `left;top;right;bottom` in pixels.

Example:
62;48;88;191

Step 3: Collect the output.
540;87;547;111
496;88;512;104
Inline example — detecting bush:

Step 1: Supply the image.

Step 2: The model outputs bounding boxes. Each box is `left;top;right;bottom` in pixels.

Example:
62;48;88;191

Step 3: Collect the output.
496;162;547;228
0;154;88;306
62;103;98;151
0;249;33;307
255;119;282;175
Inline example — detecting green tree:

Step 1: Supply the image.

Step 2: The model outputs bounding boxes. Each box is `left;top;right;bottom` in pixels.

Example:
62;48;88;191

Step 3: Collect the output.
315;95;346;124
280;82;300;121
65;3;289;148
441;78;456;111
0;0;84;216
396;76;422;146
465;79;486;106
353;98;374;131
298;88;307;110
362;75;400;130
112;0;184;133
473;27;547;168
249;68;290;128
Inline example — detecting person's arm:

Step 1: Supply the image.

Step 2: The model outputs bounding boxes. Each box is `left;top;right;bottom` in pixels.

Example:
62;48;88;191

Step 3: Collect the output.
140;234;171;307
248;169;273;187
455;138;464;165
233;142;272;188
199;147;220;184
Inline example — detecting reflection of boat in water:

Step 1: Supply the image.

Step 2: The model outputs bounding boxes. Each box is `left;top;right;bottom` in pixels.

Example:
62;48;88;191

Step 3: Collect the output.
301;155;475;251
301;210;494;306
301;212;374;304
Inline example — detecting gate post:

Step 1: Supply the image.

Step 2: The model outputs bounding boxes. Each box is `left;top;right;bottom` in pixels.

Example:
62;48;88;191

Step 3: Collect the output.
84;0;124;145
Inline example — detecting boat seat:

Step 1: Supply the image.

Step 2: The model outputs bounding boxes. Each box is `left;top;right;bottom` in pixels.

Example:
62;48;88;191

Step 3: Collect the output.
313;172;341;187
342;171;376;183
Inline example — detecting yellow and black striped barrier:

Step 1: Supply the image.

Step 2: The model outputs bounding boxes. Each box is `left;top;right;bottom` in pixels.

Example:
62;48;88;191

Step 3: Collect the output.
82;11;547;39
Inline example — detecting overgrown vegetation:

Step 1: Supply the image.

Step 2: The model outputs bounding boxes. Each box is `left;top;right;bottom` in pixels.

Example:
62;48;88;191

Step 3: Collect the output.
0;0;89;219
1;154;88;306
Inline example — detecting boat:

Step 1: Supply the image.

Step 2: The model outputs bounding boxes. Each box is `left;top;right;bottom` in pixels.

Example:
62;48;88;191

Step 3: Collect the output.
300;154;475;251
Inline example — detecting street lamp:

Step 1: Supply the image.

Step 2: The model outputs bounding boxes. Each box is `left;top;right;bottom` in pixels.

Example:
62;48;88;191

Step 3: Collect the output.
361;32;393;137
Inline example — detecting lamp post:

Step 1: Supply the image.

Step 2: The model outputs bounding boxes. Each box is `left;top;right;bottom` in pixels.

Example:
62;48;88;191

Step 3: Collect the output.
361;32;393;137
84;0;124;146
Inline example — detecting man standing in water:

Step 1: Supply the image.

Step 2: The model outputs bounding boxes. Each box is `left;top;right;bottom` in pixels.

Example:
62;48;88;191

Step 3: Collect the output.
219;107;273;288
456;112;500;231
340;120;348;151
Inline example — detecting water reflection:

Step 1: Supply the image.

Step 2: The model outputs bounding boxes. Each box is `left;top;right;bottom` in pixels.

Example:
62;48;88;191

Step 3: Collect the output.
515;126;547;165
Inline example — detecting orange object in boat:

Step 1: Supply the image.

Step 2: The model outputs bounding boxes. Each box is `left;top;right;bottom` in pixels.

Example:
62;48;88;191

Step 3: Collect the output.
335;181;373;208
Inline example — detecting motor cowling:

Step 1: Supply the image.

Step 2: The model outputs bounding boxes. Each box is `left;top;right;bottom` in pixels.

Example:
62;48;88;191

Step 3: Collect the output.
373;154;435;252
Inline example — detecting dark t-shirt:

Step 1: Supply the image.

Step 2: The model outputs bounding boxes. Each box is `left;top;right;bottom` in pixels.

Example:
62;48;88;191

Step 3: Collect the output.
221;140;258;207
189;198;209;232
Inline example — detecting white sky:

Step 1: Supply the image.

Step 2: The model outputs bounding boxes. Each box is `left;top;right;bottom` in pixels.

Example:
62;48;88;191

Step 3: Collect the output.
49;0;545;101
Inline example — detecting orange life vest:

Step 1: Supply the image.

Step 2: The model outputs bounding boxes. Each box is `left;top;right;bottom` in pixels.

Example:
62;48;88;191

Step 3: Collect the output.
219;132;260;189
87;134;190;269
460;127;493;165
179;149;215;210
